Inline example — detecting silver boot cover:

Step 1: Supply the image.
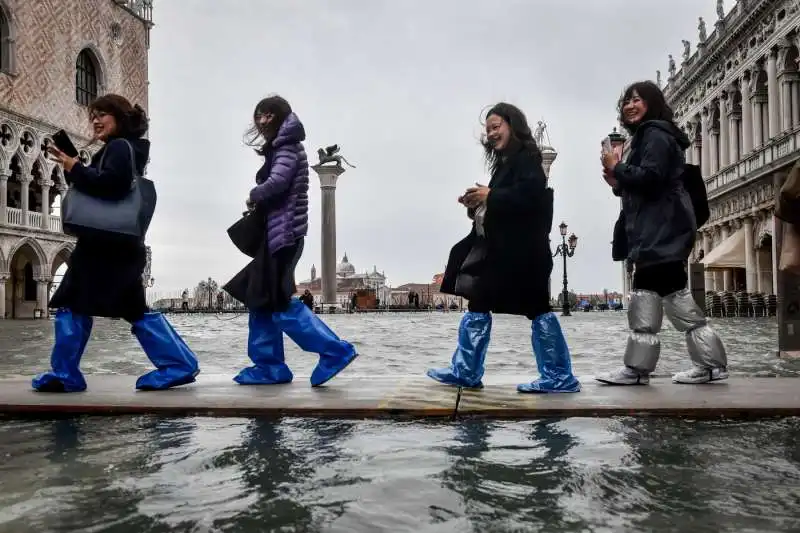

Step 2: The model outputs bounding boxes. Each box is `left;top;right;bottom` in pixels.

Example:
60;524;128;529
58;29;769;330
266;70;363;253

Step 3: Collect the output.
622;290;663;374
663;288;727;369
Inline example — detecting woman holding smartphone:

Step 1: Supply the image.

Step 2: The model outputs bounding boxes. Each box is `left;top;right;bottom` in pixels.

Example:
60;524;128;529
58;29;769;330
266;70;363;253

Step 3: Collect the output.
596;81;727;386
427;102;580;393
32;94;200;393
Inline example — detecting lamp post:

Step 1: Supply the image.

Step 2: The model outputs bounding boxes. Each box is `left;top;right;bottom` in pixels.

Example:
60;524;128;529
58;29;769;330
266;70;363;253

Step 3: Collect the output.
553;221;578;316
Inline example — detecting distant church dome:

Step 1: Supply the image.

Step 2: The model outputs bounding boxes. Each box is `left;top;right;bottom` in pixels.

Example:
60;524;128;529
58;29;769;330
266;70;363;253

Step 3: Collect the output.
337;253;355;276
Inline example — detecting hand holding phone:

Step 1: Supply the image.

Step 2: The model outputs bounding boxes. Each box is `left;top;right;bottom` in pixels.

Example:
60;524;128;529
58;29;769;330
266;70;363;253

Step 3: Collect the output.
52;130;79;158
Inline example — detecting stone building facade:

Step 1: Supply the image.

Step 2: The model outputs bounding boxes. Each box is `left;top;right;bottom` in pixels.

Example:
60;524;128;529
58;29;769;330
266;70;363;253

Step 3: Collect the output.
0;0;152;318
622;0;800;302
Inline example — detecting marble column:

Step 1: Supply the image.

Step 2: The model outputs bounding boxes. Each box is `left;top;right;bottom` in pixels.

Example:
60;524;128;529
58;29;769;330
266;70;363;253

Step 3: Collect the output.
0;274;6;319
768;50;780;139
701;111;711;177
312;163;346;306
39;180;50;230
781;79;793;132
719;99;730;168
709;129;720;175
744;216;756;292
729;114;741;163
703;231;713;291
35;277;50;318
720;224;732;291
692;141;702;167
20;179;29;226
741;73;754;153
792;80;800;128
0;169;8;225
753;100;764;147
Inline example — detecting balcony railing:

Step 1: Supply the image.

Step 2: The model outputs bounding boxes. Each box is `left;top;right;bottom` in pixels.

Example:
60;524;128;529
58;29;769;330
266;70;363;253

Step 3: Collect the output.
705;129;800;199
4;207;63;232
115;0;153;23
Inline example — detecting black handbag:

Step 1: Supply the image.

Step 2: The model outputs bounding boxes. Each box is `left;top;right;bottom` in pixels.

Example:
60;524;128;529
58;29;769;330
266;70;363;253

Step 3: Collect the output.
61;139;156;239
227;209;265;258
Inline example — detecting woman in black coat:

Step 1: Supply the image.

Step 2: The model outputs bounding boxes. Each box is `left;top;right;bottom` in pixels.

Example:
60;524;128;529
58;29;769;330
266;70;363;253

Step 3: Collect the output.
596;81;727;386
32;94;199;393
427;102;580;393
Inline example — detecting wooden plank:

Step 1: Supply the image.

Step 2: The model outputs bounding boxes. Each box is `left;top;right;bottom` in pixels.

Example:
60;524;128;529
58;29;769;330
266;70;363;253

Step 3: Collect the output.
0;375;459;418
456;375;800;419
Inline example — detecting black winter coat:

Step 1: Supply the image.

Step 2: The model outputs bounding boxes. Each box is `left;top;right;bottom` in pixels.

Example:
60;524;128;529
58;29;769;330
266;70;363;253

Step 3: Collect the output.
440;146;553;318
613;120;695;268
49;137;150;322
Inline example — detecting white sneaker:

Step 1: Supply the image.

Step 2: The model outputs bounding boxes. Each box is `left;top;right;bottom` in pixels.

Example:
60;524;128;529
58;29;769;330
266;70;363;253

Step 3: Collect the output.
672;366;729;384
595;366;650;385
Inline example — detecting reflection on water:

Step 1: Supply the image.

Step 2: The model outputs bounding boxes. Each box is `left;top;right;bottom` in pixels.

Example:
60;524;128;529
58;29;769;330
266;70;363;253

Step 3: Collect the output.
1;416;799;532
1;314;798;531
0;312;796;379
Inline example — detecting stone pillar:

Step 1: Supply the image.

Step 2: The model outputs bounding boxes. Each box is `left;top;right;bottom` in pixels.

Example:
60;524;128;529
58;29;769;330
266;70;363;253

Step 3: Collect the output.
753;100;764;148
782;79;793;131
311;163;346;307
741;73;754;153
35;277;51;318
692;141;702;167
0;169;8;225
744;216;756;292
720;224;732;291
729;115;740;163
792;81;800;128
768;50;780;139
703;231;713;291
20;179;29;226
719;98;730;168
0;273;6;319
709;129;720;175
39;180;50;230
701;110;711;177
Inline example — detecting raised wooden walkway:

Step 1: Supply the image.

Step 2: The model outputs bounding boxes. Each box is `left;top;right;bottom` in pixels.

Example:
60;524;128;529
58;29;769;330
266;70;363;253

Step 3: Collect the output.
0;375;797;419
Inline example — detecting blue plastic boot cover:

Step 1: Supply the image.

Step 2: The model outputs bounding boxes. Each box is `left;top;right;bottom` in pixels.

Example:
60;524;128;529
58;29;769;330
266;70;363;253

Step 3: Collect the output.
234;311;293;385
132;312;200;390
273;298;358;387
32;309;93;392
427;311;491;388
518;312;581;393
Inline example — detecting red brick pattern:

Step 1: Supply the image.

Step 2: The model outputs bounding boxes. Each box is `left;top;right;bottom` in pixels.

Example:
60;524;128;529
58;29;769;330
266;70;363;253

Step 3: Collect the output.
0;0;150;140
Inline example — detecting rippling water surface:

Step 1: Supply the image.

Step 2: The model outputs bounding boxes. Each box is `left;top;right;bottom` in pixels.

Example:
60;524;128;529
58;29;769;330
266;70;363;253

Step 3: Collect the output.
1;313;799;532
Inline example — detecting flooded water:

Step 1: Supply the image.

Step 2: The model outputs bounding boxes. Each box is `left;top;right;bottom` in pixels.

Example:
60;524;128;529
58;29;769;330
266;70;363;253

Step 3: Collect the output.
1;312;799;532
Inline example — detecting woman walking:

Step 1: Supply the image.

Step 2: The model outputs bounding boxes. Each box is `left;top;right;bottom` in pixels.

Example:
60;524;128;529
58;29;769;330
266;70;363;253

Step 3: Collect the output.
427;102;580;393
596;81;727;385
33;94;199;392
227;95;357;387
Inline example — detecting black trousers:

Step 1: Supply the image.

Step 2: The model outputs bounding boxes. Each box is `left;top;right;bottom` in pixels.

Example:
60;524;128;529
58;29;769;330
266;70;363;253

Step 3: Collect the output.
467;295;548;321
632;261;687;297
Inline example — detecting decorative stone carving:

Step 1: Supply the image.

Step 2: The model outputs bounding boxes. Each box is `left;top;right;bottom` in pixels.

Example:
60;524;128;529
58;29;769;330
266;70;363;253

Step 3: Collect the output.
717;0;725;20
698;17;707;42
656;70;662;87
668;54;676;78
682;39;691;61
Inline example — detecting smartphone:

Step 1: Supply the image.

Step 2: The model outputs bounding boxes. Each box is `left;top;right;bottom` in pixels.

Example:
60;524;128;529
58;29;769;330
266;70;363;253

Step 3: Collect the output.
52;130;79;158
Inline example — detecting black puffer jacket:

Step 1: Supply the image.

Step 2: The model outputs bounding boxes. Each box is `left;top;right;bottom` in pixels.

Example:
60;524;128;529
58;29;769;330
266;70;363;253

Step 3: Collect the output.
614;120;695;267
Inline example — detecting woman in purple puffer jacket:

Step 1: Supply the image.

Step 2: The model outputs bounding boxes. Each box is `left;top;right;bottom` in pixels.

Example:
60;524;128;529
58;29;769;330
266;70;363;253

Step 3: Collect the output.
231;95;358;387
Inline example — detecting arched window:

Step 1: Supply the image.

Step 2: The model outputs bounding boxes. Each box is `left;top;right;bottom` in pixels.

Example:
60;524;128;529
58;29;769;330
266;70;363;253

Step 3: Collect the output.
75;49;98;106
0;3;11;73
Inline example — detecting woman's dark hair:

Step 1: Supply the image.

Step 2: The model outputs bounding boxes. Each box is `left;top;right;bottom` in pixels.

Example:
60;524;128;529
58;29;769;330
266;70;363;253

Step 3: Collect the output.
245;94;292;156
88;94;148;139
481;102;543;175
618;80;676;134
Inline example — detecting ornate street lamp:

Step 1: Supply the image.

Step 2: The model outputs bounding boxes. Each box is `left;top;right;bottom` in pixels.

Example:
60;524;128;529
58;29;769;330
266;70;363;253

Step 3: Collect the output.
553;221;578;316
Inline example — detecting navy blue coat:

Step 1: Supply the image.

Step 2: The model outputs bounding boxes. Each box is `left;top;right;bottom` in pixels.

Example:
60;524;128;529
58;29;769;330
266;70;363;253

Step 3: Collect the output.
50;137;150;321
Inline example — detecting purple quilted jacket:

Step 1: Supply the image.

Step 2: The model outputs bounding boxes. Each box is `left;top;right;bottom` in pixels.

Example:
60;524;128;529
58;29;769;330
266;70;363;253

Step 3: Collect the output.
249;113;310;254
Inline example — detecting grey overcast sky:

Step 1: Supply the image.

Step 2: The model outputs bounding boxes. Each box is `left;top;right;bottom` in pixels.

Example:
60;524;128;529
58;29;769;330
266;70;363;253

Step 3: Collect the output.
143;0;723;295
